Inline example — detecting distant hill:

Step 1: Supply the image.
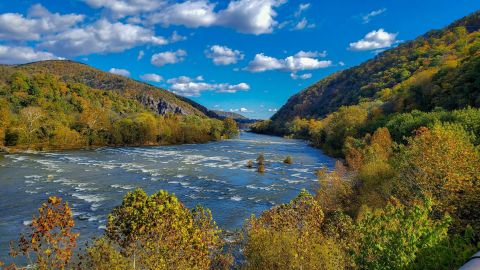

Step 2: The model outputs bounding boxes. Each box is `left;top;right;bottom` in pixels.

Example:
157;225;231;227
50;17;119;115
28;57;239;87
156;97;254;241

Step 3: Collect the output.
7;60;217;118
270;11;480;129
212;110;248;120
0;60;237;151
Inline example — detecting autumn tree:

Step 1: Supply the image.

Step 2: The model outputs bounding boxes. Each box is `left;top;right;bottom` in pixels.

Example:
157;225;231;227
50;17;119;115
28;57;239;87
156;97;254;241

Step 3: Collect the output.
105;189;228;270
244;190;344;270
9;196;78;270
19;106;45;146
396;123;480;231
222;118;239;138
354;200;451;270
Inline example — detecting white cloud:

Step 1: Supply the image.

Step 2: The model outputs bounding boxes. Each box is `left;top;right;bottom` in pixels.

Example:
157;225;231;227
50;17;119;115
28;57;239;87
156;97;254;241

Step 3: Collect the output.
245;51;332;73
147;0;285;35
205;45;244;65
349;28;398;51
0;45;62;64
137;50;145;60
339;61;345;66
295;50;327;58
169;31;187;42
167;75;249;96
216;0;285;35
268;108;277;112
245;53;284;72
293;18;308;30
230;107;252;113
84;0;166;18
0;4;84;41
294;3;310;17
362;8;386;24
83;0;287;35
109;68;131;77
41;19;168;56
290;73;312;80
151;49;187;66
140;73;163;82
148;1;217;28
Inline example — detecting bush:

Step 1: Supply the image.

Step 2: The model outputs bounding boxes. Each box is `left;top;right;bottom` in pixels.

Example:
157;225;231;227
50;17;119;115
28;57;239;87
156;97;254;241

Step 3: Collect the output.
354;200;451;270
283;156;293;164
244;190;345;270
105;189;228;270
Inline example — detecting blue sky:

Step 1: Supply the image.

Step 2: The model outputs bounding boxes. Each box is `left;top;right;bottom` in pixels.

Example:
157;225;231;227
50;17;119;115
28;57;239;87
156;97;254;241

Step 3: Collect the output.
0;0;479;119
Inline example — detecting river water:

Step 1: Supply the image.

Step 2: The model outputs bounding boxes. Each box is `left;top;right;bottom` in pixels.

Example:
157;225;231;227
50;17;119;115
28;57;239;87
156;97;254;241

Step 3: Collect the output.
0;132;336;260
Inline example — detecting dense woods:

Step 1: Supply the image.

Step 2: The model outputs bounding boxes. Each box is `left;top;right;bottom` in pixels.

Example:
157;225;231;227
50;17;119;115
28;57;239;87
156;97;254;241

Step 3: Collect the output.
0;68;238;151
245;11;480;270
268;11;480;127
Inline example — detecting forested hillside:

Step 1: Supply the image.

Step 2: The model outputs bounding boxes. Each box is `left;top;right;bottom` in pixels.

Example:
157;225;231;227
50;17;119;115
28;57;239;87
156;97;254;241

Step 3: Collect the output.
0;61;238;151
243;11;480;270
11;60;215;117
268;11;480;129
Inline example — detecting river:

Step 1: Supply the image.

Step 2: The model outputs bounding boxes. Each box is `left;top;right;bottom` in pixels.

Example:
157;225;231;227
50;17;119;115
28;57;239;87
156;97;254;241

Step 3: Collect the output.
0;132;336;260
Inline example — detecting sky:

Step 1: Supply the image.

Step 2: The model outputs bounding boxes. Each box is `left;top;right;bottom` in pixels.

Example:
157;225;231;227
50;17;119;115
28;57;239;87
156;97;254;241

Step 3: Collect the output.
0;1;479;119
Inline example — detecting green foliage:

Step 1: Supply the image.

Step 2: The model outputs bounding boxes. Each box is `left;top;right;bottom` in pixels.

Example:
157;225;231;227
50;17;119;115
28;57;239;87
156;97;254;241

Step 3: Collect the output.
105;189;227;270
270;16;480;126
396;123;480;231
80;237;130;270
222;117;239;138
354;200;451;270
0;68;233;150
244;190;345;270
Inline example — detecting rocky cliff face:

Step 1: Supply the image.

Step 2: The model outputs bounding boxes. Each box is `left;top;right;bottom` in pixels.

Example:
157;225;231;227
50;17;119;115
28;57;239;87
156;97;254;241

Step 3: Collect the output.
137;95;189;115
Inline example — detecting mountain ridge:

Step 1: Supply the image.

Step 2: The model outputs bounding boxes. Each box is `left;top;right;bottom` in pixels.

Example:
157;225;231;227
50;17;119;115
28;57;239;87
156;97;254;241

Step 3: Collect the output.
269;10;480;129
4;60;218;118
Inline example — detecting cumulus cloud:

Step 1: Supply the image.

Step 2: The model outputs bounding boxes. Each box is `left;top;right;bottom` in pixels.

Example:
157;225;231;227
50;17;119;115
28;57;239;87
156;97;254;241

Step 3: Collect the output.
148;0;217;28
151;49;187;67
84;0;166;18
0;45;62;64
109;68;131;77
0;4;84;41
140;73;163;82
40;19;168;56
216;0;285;35
205;45;244;65
349;28;398;51
362;8;386;24
167;75;249;96
83;0;287;35
245;53;284;72
245;51;332;74
147;0;285;35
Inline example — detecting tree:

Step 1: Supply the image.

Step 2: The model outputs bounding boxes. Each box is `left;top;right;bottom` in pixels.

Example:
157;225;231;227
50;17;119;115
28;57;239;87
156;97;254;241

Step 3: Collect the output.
79;237;130;270
354;200;451;270
222;118;239;138
396;123;480;230
244;190;344;269
18;106;45;145
9;196;78;270
105;189;227;270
